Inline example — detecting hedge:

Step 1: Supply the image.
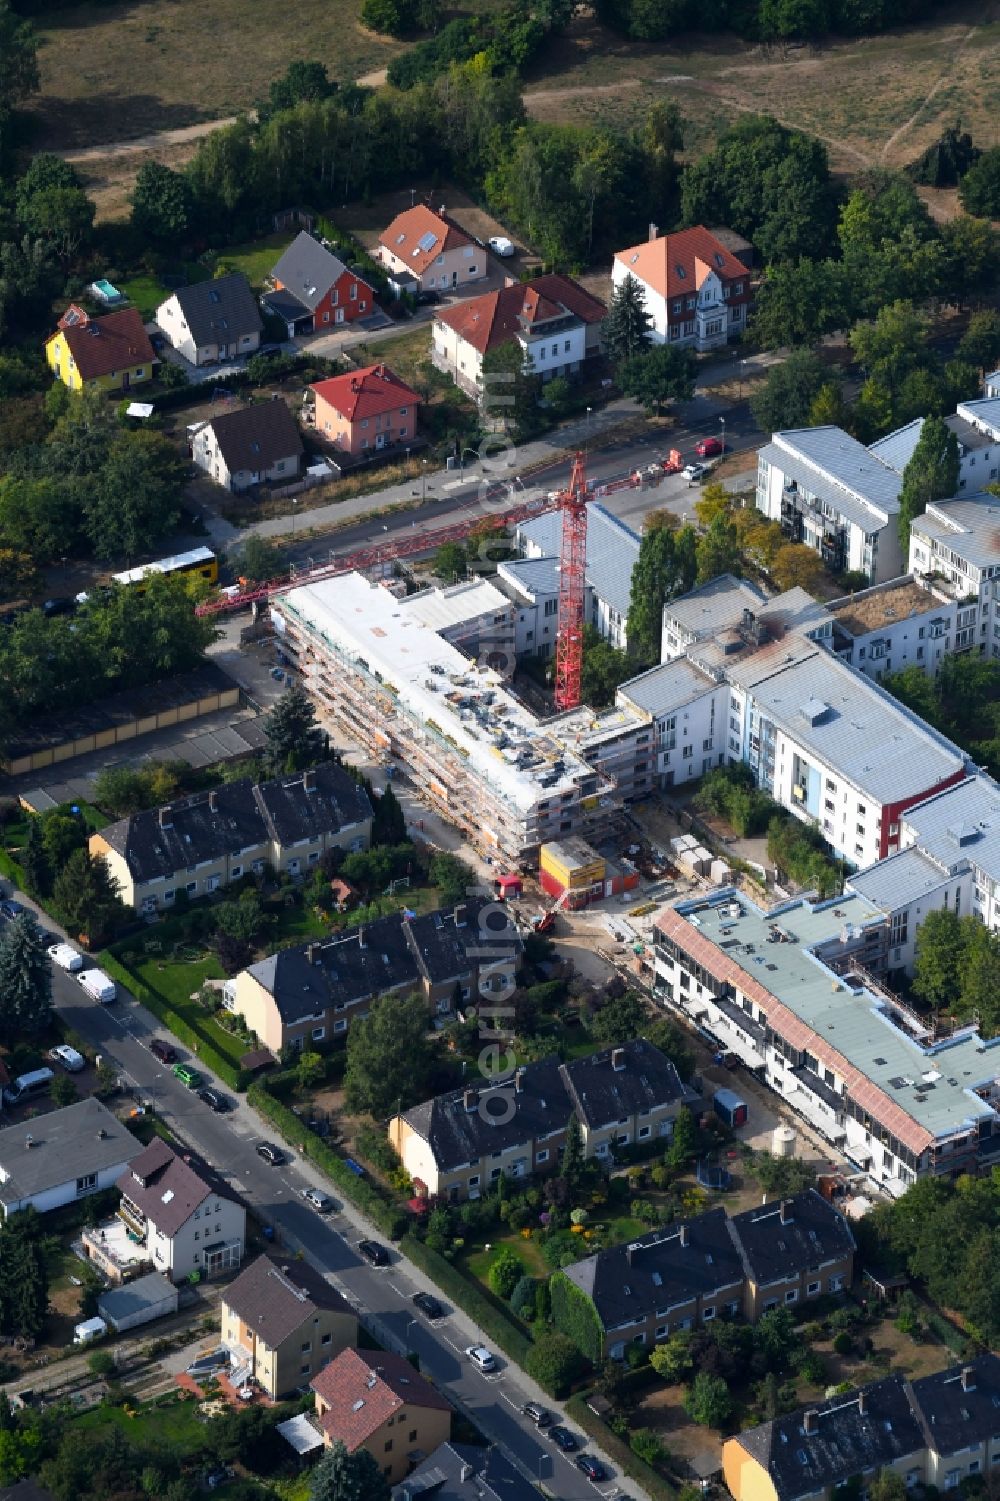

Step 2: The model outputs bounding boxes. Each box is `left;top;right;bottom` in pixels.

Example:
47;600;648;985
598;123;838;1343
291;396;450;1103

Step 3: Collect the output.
550;1270;605;1364
248;1082;407;1240
98;951;251;1092
565;1392;676;1501
399;1233;531;1368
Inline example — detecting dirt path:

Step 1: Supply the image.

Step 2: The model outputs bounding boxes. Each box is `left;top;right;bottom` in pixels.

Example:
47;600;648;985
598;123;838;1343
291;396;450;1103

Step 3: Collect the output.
524;78;641;108
60;116;239;165
879;24;978;162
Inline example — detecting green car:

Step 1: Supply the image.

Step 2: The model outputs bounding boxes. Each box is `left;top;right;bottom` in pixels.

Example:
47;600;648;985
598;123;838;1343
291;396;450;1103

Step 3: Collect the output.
172;1062;203;1089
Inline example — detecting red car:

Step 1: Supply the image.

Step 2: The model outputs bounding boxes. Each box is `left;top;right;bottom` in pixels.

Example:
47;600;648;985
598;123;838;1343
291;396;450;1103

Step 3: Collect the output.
149;1038;177;1064
695;436;724;458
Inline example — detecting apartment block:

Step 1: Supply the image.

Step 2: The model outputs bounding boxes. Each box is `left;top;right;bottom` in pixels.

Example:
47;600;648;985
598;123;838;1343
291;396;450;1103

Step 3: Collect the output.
909;491;1000;661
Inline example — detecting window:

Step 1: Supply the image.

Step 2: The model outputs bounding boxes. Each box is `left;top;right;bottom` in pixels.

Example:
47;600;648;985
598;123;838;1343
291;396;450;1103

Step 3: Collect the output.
384;1441;393;1454
76;1173;97;1194
564;340;571;352
785;1289;798;1304
702;1306;716;1322
638;1125;651;1139
536;1149;549;1164
551;344;558;358
300;1363;310;1375
334;1019;347;1033
321;1332;332;1345
828;1273;845;1293
231;865;242;879
301;1341;311;1352
468;1175;480;1187
683;744;693;759
409;1430;418;1443
807;1281;820;1295
672;301;682;314
186;881;197;896
351;283;358;299
656;1324;667;1338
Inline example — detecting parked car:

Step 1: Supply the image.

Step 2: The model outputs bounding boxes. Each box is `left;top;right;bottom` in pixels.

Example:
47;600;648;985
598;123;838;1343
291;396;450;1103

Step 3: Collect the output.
489;235;515;257
199;1087;229;1113
522;1402;551;1426
548;1426;577;1451
255;1142;283;1165
258;343;283;358
358;1239;390;1268
48;1045;85;1073
695;435;724;458
575;1455;608;1481
682;463;706;483
301;1187;334;1212
465;1344;495;1373
149;1038;177;1064
415;289;441;306
48;942;83;973
412;1291;443;1320
0;899;26;920
172;1063;203;1089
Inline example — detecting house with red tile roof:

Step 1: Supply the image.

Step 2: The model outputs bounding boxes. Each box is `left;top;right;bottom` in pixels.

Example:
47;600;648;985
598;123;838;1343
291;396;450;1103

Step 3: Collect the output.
612;225;753;352
431;274;605;399
377;204;486;293
310;1347;452;1484
310;363;421;457
45;304;156;393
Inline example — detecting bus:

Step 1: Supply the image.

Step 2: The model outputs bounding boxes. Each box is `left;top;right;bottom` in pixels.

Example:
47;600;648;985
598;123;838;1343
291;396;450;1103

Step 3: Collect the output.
111;547;218;591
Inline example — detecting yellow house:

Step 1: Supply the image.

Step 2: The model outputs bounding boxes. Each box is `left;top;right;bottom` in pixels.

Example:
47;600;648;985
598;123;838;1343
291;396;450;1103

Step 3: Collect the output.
46;304;155;392
220;1253;358;1399
311;1347;452;1485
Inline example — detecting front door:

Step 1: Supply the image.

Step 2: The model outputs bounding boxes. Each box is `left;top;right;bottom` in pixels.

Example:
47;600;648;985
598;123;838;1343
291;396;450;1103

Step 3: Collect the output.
335;308;346;324
375;432;387;449
122;371;130;390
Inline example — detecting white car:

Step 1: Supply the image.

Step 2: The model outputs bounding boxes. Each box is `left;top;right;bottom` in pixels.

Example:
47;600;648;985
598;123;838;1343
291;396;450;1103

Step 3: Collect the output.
48;1044;85;1073
488;236;515;257
465;1344;496;1372
48;942;83;973
683;462;706;483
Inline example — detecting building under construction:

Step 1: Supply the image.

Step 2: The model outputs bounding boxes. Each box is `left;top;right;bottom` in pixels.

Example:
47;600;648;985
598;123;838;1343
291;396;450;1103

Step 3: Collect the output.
271;573;614;866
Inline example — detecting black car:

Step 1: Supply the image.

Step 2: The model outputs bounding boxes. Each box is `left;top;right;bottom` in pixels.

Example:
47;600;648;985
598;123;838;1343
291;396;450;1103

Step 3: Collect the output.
415;289;441;306
0;900;26;920
198;1087;229;1113
255;1142;283;1165
149;1038;177;1064
42;597;75;618
575;1455;607;1481
548;1426;577;1452
258;343;284;358
358;1239;390;1268
412;1291;443;1320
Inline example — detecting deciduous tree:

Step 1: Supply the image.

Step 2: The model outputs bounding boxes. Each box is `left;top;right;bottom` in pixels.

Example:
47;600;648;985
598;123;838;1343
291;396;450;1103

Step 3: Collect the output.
309;1439;391;1501
750;349;829;434
344;993;434;1117
618;344;695;414
896;414;960;553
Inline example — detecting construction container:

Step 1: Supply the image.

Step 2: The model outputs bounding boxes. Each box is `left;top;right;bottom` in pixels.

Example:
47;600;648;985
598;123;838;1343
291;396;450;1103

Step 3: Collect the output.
773;1123;797;1158
539;838;606;908
713;1088;749;1129
710;858;733;885
670;834;697;855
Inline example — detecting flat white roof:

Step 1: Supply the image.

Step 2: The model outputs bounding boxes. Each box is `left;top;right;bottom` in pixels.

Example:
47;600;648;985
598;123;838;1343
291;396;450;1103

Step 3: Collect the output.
276;574;591;813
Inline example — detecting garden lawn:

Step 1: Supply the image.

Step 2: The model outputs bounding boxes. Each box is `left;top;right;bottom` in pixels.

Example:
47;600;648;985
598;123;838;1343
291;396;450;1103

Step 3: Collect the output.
461;1227;550;1284
118;265;210;320
217;235;294;290
72;1392;208;1449
126;950;244;1069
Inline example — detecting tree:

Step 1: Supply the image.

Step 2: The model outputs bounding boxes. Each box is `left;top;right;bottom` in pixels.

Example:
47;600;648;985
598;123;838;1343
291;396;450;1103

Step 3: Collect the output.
750;350;829;434
758;0;830;39
590;990;646;1046
0;1211;48;1340
266;60;337;116
897;414;960;553
960;146;1000;219
686;1370;732;1428
0;912;52;1041
754;1306;798;1369
230;534;287;584
769;543;826;594
309;1439;391;1501
50;1074;79;1108
372;781;407;846
20;815;51;899
650;1330;694;1383
480;340;542;442
18;186;94;262
696;512;742;585
626;517;697;664
344;993;433;1116
751;258;846;350
487;1246;524;1299
52;847;124;944
911;907;965;1010
85;430;186;562
664;1105;697;1174
296;1051;325;1090
434;541;467;582
849;300;930;398
958;310;1000;375
525;1331;585;1397
264;681;325;775
580;627;634;709
603;272;653;366
0;2;39;124
645;1016;695;1081
908;125;979;188
618;344;695;414
429;851;473;905
560;1113;585;1192
868;1472;907;1501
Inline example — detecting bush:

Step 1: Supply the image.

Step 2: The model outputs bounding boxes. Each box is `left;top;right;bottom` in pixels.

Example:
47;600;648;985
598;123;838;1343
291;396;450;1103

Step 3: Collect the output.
833;1331;854;1355
565;1393;676;1501
524;1331;586;1397
510;1275;537;1318
487;1247;524;1300
630;1428;668;1466
400;1233;531;1366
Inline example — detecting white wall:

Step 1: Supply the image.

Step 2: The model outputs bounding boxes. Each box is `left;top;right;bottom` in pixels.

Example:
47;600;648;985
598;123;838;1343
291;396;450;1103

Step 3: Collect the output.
149;1196;245;1281
655;684;729;786
756;449;902;586
1;1159;136;1218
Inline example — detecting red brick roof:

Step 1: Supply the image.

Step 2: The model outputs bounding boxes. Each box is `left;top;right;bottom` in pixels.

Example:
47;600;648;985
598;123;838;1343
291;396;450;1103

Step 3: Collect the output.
311;1348;451;1449
310;364;421;423
435;275;605;356
379;205;472;275
614;226;748;301
49;305;155;382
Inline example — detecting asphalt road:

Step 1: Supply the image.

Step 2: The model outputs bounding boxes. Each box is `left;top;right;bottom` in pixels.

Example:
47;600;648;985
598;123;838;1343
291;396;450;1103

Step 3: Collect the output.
38;952;635;1501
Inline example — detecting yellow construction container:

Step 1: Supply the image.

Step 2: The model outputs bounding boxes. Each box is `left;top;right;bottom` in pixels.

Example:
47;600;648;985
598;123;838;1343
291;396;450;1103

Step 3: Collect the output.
540;837;606;893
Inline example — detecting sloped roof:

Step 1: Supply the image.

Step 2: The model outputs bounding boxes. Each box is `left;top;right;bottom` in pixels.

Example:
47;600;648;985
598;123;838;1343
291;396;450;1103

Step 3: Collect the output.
401;1056;568;1172
160;272;262;346
271;232;365;310
614;226;748;300
207;400;303;474
311;364;421;423
380;204;472;275
49;306;155;381
0;1099;142;1207
223;1253;353;1345
560;1039;689;1130
516;503;640;619
435;274;605;356
729;1190;856;1287
311;1349;451;1449
118;1140;236;1238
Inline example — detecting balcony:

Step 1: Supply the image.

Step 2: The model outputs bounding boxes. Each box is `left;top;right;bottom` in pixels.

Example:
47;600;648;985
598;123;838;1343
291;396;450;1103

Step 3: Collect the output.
118;1196;147;1238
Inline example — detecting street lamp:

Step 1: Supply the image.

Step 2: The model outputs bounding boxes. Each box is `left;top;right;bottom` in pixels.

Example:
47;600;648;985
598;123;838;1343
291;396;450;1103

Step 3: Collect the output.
291;497;299;538
421;458;428;504
720;416;726;452
586;406;592;441
459;446;480;474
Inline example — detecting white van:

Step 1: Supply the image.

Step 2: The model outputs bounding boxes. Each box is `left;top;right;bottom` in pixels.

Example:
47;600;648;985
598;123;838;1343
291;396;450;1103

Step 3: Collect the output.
48;942;83;973
78;968;117;1004
3;1068;55;1105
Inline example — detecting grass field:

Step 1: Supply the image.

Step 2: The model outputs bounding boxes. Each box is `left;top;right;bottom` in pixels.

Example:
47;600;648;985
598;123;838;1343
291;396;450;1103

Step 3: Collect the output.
73;1390;208;1448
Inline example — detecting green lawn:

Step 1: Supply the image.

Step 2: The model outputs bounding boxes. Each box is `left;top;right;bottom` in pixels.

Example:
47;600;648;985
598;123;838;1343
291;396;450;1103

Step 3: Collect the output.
73;1392;208;1449
118;264;210;321
462;1227;550;1284
217;234;294;291
128;950;245;1068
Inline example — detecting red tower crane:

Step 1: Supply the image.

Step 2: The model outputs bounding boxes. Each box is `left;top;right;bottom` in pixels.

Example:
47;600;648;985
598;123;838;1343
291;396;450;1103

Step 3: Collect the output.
553;451;589;713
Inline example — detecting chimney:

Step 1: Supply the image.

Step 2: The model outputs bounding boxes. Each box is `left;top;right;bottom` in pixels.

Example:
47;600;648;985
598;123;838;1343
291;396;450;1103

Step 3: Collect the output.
454;903;467;929
459;1463;474;1482
648;222;659;242
803;1410;818;1436
961;1365;976;1392
779;1199;792;1225
515;1067;525;1093
376;363;386;380
208;790;218;813
857;1389;867;1416
303;769;316;793
158;807;172;829
97;1128;107;1140
679;1223;689;1248
611;1047;626;1072
463;1088;478;1113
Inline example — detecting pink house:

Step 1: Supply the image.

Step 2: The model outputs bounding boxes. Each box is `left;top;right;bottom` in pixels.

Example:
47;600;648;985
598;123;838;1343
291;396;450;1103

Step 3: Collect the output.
310;363;421;456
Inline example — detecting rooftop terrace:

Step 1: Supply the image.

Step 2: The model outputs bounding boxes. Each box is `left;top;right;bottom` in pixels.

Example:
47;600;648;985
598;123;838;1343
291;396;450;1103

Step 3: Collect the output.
829;578;941;637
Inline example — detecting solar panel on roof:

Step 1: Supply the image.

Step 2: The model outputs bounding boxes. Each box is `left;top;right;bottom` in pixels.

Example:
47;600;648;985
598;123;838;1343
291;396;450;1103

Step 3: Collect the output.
417;231;438;252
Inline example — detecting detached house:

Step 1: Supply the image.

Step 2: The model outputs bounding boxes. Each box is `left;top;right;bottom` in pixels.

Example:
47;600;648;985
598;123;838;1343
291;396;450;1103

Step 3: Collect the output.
311;363;420;456
432;275;605;399
310;1348;452;1484
89;762;372;913
612;225;752;351
115;1138;245;1281
155;272;263;366
0;1099;143;1219
191;399;304;493
264;231;374;337
221;1253;358;1398
377;204;486;294
46;305;155;393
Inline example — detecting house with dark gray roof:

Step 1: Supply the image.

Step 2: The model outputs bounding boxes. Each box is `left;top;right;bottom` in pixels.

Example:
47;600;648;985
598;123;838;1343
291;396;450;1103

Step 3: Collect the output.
0;1098;143;1218
391;1441;541;1501
264;231;374;336
90;761;372;912
191;398;304;493
552;1190;855;1361
221;1252;357;1397
391;1037;692;1203
723;1356;1000;1501
155;272;263;366
116;1138;245;1282
227;898;519;1055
